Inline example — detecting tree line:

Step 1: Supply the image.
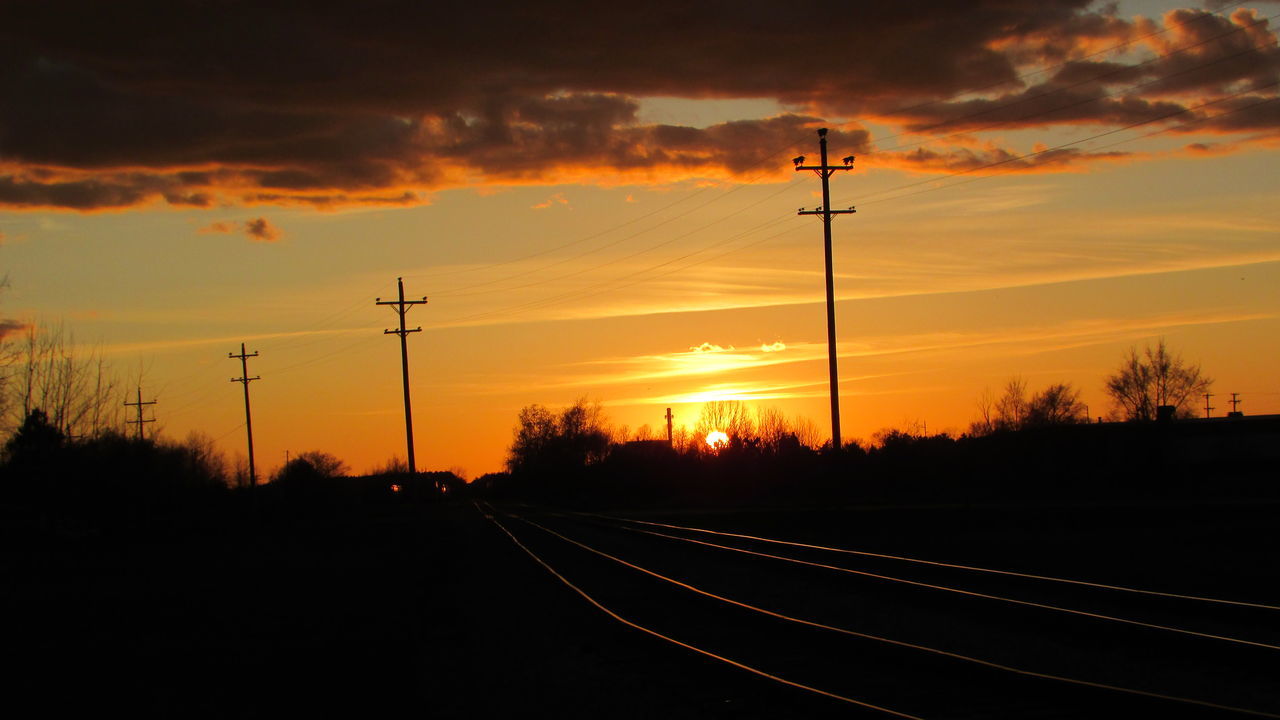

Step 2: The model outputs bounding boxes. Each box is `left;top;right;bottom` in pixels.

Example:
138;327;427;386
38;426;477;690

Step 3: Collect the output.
484;339;1232;507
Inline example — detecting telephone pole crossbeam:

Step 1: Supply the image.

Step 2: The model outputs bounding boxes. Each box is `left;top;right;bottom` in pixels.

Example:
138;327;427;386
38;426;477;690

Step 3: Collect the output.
795;128;856;450
377;277;427;475
229;343;261;487
123;386;157;441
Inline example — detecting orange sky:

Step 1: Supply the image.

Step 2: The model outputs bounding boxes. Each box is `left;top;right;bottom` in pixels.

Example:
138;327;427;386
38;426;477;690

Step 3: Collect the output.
2;2;1278;477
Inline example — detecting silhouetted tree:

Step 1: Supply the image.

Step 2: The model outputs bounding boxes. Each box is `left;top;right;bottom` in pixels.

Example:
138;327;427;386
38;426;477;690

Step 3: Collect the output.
506;398;610;475
272;450;348;485
1105;339;1210;420
1025;382;1088;426
995;377;1028;431
695;400;753;446
3;408;64;464
4;321;120;438
971;378;1086;434
368;455;409;476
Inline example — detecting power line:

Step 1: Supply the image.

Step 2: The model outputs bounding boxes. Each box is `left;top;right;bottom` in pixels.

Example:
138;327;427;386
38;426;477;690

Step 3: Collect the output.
430;200;806;328
423;39;1280;330
857;80;1280;208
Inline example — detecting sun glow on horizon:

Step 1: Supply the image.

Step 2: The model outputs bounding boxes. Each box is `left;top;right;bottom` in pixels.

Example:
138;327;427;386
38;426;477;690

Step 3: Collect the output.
705;430;730;449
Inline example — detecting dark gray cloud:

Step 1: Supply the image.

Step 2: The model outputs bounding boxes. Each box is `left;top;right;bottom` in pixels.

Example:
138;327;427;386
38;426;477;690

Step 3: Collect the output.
0;1;1275;210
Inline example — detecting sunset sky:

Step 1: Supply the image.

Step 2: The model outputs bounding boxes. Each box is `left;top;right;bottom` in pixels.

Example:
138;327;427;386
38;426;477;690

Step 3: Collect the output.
2;1;1278;477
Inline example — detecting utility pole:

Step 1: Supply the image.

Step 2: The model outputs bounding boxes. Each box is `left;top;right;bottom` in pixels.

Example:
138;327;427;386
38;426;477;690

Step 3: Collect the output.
377;277;427;474
665;407;674;447
123;386;157;441
1229;393;1242;414
229;343;260;487
1203;392;1215;419
796;128;855;450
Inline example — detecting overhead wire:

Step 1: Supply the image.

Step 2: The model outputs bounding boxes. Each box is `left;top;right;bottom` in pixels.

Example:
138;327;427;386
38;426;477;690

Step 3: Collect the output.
410;8;1264;302
858;81;1280;208
416;11;1279;327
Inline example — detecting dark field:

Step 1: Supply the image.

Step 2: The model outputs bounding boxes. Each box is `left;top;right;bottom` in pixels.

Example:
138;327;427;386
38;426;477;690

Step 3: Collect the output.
4;496;1278;718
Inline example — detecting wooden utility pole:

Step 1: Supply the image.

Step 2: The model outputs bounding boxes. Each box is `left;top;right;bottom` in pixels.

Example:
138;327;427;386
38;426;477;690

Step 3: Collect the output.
796;128;855;449
377;277;427;474
665;407;674;446
229;343;260;486
123;386;156;441
1203;392;1215;418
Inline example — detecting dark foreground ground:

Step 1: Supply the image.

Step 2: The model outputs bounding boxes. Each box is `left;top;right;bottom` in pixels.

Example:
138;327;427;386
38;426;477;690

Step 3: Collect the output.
3;495;1277;718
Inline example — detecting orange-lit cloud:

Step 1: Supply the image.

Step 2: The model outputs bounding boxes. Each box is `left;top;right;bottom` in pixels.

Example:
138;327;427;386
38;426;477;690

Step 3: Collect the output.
0;319;29;339
199;217;283;243
532;192;569;210
3;3;1277;211
245;218;282;243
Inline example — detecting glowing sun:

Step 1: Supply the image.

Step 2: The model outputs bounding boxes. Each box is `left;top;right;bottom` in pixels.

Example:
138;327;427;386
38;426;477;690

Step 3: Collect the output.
705;430;729;449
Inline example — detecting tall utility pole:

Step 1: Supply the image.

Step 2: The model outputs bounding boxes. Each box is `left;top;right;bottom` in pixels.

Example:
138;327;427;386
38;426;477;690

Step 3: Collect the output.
1229;393;1242;414
123;386;157;441
229;343;261;487
377;277;427;474
796;128;856;450
1203;392;1215;418
665;407;674;447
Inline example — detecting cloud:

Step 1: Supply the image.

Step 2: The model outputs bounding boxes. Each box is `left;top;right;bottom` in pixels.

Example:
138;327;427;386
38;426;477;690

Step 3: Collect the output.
1;2;1277;211
532;192;569;210
199;221;236;235
563;309;1274;397
199;218;283;243
690;342;733;353
863;9;1280;138
761;341;787;352
245;217;282;243
0;319;29;340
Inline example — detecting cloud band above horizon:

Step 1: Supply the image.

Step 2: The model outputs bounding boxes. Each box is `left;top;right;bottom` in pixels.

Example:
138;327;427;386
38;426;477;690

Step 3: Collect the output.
1;1;1277;212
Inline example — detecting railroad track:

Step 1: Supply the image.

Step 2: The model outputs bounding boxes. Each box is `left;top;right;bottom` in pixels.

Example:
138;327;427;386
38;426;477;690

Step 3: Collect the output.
479;501;1280;719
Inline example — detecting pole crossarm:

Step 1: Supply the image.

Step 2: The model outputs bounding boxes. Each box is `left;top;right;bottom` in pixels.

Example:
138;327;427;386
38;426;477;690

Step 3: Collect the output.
124;386;157;440
377;277;427;475
798;208;856;216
